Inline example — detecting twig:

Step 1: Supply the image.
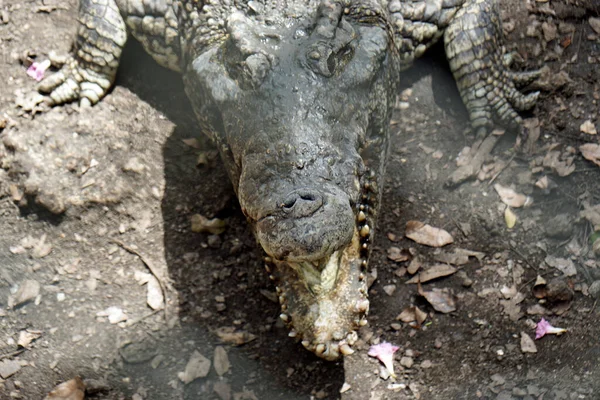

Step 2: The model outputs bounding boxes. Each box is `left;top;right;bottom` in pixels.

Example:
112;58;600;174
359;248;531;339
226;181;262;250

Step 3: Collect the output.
124;309;162;328
111;239;169;321
488;152;517;186
0;349;25;360
446;132;500;187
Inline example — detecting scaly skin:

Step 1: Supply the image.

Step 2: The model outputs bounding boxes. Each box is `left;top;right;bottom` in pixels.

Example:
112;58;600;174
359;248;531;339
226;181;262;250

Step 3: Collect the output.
36;0;540;360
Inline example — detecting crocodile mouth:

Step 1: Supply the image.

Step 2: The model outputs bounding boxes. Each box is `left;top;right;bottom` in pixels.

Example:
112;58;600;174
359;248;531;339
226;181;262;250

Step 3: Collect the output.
263;172;375;361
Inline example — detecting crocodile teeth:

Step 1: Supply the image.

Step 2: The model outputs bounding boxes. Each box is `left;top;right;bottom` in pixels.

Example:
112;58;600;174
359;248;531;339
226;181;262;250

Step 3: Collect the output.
356;299;369;313
359;318;368;326
288;330;297;338
280;313;289;322
315;344;326;355
340;343;354;355
301;340;310;349
325;343;339;358
360;224;370;237
357;211;366;222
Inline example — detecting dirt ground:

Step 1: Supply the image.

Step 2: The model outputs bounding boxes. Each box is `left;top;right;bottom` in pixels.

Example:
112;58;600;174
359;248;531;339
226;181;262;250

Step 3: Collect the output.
1;1;600;399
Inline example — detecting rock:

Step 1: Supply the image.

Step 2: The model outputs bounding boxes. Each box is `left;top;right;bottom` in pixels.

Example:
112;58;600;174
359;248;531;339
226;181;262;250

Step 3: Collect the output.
178;350;211;384
541;22;557;41
146;276;164;310
400;356;414;368
520;332;537;353
383;284;396;296
96;306;128;324
122;157;145;174
588;280;600;299
0;360;22;379
214;381;232;400
544;214;573;239
12;279;40;307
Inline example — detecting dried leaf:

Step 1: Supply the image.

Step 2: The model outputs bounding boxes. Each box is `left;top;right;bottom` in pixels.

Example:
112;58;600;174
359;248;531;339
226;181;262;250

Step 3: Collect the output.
397;307;417;323
405;221;453;247
433;248;485;265
44;377;85;400
18;329;42;348
494;184;532;208
418;285;456;313
505;207;517;229
581;202;600;230
580;120;597;135
191;214;227;234
213;346;230;376
533;275;548;299
178;350;211;384
215;327;257;346
535;176;549;189
580;143;600;167
545;256;577;277
543;151;575;177
589;17;600;35
407;256;423;275
387;247;411;262
406;264;457;284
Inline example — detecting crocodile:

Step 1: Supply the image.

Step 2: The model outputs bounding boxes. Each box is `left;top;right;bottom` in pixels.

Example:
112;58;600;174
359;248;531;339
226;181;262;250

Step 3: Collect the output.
37;0;540;360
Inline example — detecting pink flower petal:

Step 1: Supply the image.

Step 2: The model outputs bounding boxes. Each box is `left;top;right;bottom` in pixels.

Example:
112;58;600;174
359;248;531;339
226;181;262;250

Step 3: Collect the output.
535;318;567;340
26;60;51;82
368;342;400;378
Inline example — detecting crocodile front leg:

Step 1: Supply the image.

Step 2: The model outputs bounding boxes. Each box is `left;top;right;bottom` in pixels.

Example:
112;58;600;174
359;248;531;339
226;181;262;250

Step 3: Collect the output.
39;0;127;106
444;0;540;136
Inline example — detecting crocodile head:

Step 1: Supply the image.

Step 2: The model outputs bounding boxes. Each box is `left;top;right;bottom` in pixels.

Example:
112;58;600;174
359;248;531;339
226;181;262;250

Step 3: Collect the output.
184;4;398;360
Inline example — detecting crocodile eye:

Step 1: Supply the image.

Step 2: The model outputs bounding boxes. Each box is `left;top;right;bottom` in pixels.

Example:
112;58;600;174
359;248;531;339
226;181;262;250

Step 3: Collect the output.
329;46;353;75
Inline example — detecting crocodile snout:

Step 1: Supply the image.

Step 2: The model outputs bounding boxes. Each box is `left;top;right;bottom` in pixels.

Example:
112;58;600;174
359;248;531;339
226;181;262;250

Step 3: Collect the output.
256;188;354;262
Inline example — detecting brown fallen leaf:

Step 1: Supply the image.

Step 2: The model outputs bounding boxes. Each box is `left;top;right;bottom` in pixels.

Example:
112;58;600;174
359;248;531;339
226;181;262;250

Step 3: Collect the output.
406;264;457;284
405;221;453;247
178;351;211;384
213;346;230;376
433;248;485;266
191;214;227;235
581;202;600;230
591;17;600;34
505;207;517;229
215;327;257;346
543;150;575;177
533;275;548;299
417;283;456;313
580;143;600;167
580;120;597;135
18;329;42;348
407;256;423;275
396;306;428;327
44;377;85;400
387;247;411;262
494;184;532;208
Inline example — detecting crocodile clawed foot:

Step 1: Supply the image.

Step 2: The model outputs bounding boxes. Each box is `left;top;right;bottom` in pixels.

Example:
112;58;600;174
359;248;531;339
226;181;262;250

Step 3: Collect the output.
37;56;114;107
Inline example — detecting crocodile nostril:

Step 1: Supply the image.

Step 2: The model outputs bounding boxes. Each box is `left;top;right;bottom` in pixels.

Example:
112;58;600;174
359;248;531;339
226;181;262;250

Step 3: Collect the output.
281;189;323;217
